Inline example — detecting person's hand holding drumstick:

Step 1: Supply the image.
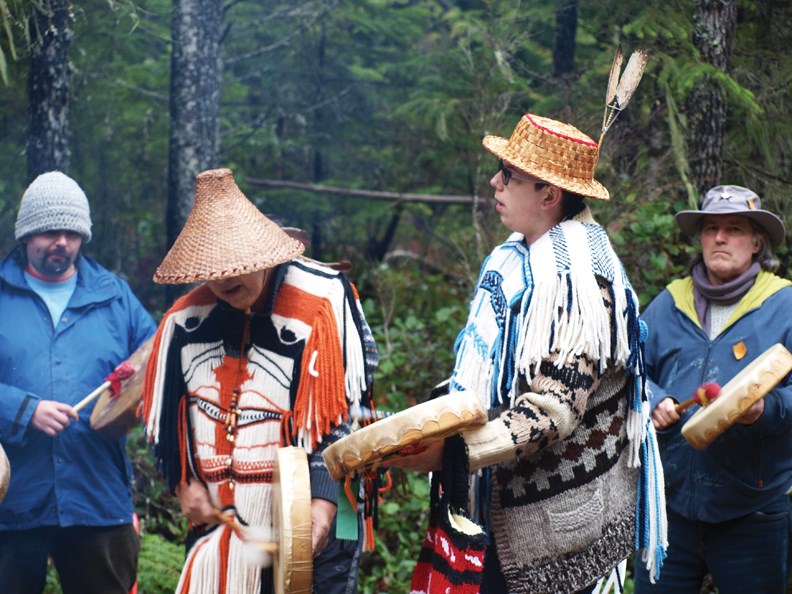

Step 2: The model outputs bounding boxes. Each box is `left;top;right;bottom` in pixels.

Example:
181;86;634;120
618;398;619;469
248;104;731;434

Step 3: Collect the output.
652;381;764;430
653;383;721;430
30;401;79;437
176;480;218;526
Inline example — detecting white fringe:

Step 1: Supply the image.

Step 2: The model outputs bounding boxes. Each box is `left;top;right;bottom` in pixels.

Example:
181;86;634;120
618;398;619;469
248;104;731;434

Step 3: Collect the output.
517;221;632;378
591;558;627;594
640;421;668;583
145;302;215;444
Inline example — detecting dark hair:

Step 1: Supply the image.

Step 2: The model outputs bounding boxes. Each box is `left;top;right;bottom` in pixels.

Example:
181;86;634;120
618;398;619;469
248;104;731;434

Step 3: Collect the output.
535;182;585;220
561;191;585;220
12;243;26;267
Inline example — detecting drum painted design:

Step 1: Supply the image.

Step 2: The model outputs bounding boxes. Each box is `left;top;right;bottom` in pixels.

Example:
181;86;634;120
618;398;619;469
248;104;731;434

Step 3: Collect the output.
322;391;487;481
681;343;792;449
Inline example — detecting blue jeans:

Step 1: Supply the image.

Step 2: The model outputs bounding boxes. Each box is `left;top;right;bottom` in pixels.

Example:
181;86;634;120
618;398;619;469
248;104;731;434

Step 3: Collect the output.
634;496;791;594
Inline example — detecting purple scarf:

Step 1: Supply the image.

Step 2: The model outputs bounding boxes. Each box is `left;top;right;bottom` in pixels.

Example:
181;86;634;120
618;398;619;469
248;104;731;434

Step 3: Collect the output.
691;261;760;334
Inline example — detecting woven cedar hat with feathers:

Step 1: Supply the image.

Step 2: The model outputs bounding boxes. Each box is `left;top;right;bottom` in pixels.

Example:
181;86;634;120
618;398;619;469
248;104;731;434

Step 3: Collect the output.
483;46;649;202
153;168;304;284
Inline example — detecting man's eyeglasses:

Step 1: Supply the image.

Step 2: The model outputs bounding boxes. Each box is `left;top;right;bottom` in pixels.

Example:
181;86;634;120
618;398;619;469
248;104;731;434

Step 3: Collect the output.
498;159;545;187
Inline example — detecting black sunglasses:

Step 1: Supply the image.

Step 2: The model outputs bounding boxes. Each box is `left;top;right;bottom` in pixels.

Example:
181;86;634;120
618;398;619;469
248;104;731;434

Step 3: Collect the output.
498;159;545;187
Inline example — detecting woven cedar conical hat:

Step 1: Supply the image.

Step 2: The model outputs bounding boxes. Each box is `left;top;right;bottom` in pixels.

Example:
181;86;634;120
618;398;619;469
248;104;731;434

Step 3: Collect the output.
153;168;305;284
482;113;610;201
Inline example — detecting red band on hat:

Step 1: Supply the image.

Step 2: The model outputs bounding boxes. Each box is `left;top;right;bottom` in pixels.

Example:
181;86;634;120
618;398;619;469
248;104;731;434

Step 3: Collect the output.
525;113;598;147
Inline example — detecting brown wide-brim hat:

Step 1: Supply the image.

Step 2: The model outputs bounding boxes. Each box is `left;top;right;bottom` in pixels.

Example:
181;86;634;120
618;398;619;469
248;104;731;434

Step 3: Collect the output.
153;168;305;284
676;184;785;248
482;113;610;201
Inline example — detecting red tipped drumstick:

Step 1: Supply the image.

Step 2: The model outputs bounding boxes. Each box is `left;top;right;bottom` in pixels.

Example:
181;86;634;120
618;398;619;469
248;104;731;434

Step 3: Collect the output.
74;360;136;413
674;382;721;414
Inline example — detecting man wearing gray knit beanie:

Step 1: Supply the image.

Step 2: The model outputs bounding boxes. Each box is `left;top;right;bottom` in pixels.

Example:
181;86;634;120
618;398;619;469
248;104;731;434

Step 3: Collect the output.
0;171;157;594
12;171;93;280
15;171;93;244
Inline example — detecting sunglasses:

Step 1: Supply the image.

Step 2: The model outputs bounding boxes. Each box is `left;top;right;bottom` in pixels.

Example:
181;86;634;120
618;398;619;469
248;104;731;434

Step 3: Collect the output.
498;159;545;187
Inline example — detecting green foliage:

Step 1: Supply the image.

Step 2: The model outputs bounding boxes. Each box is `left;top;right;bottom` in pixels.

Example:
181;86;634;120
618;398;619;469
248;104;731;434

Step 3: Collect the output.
0;0;32;84
364;265;469;409
354;258;472;592
138;533;184;593
358;472;431;593
44;560;63;594
606;196;696;306
358;265;465;593
128;426;188;542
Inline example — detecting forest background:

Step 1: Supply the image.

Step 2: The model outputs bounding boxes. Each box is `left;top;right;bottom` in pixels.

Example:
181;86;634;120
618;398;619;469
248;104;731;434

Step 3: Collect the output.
1;0;791;592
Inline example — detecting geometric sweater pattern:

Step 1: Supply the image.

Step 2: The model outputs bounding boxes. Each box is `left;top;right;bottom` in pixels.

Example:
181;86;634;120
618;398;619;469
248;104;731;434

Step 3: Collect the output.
452;211;663;593
487;285;638;594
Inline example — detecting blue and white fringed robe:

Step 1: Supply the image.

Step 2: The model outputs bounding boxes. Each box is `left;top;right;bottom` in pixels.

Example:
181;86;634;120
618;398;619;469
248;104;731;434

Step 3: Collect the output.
141;259;378;594
450;208;667;592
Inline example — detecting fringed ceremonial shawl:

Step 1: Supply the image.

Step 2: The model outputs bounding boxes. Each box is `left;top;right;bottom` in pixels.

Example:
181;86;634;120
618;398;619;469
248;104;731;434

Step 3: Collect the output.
142;260;376;594
450;208;667;591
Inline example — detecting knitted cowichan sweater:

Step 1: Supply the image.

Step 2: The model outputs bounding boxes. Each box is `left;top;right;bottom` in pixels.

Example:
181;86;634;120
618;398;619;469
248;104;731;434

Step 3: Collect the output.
450;208;666;594
142;260;377;594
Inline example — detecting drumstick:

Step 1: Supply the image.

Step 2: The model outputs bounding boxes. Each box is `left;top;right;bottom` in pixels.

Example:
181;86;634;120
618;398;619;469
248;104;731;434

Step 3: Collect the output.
213;510;278;555
674;382;721;414
73;381;111;413
73;360;137;413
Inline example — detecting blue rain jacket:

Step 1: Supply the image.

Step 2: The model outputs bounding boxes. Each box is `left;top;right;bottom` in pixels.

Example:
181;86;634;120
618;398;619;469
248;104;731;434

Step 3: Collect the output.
0;248;156;529
643;271;792;522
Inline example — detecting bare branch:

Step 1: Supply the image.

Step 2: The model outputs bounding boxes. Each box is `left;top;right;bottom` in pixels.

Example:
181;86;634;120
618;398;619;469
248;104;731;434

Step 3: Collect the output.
245;178;474;205
110;77;168;102
384;250;467;283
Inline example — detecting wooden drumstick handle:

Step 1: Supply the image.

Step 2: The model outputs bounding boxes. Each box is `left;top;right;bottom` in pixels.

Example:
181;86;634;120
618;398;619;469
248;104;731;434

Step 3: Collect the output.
213;510;278;553
674;382;721;414
73;381;111;413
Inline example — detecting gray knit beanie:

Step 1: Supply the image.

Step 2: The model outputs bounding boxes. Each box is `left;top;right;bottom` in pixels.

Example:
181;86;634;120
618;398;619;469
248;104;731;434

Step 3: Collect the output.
15;171;93;242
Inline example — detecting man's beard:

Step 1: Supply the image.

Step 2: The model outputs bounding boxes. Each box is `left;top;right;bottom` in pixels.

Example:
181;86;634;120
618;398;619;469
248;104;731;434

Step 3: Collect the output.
37;250;74;277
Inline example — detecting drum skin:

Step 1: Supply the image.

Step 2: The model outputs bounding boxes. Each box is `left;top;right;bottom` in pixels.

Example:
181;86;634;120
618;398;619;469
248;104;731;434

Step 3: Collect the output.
682;343;792;449
0;443;9;504
322;391;487;481
273;446;312;594
90;336;155;439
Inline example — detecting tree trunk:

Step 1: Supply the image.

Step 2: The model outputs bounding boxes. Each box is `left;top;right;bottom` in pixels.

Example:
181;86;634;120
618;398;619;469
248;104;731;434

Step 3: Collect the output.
27;0;72;181
310;25;328;261
167;0;223;248
686;0;736;195
553;0;578;77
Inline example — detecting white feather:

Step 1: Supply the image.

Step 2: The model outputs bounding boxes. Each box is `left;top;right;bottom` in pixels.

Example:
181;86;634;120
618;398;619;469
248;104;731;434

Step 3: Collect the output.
614;48;650;110
605;45;624;106
599;47;650;147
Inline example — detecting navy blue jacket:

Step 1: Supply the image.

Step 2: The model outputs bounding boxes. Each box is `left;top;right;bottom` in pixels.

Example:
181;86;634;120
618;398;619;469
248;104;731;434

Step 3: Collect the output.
643;271;792;522
0;247;156;529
